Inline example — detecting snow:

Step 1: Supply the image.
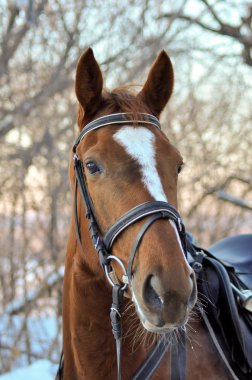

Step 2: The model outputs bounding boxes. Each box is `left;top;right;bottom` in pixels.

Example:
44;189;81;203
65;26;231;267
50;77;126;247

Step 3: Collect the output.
0;314;61;370
0;360;57;380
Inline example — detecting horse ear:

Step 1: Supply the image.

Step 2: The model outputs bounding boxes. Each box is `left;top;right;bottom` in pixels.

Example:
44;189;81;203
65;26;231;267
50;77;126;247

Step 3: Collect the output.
75;48;103;116
138;50;174;117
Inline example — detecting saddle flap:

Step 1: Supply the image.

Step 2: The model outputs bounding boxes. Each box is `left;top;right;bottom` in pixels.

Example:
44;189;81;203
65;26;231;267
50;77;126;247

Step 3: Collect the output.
208;234;252;276
199;256;252;376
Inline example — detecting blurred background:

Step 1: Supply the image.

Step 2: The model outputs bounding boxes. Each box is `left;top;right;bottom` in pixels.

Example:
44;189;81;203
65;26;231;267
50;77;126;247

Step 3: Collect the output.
0;0;251;377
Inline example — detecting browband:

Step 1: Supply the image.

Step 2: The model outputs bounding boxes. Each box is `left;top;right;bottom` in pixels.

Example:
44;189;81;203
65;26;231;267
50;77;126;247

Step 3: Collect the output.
73;112;161;151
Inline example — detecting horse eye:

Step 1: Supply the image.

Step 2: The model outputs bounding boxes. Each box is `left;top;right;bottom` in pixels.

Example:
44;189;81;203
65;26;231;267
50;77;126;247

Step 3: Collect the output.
85;161;101;175
177;163;184;175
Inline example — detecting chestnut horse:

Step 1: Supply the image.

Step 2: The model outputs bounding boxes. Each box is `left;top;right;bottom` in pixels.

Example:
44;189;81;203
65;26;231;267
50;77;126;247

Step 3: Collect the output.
59;49;232;379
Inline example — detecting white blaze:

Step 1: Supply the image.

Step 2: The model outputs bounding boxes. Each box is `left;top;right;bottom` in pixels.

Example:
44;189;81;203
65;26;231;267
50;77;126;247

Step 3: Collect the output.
113;126;187;260
113;126;167;202
113;126;189;319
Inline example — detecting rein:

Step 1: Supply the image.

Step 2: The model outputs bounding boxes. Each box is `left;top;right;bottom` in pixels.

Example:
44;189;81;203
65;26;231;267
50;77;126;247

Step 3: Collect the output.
58;112;187;380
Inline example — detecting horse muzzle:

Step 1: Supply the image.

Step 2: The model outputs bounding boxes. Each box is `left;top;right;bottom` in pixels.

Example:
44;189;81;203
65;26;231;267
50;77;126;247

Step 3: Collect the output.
131;269;197;333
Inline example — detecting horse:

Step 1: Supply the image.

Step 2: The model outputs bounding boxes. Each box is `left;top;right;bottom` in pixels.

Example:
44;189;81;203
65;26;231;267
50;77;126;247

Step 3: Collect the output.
58;48;239;380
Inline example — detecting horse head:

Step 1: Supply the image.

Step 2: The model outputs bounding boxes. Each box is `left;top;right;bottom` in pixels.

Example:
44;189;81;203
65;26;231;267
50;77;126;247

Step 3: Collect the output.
72;48;197;334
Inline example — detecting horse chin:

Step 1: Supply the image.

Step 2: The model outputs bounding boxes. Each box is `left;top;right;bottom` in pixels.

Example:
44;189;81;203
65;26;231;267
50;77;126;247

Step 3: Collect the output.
142;319;178;334
140;315;188;335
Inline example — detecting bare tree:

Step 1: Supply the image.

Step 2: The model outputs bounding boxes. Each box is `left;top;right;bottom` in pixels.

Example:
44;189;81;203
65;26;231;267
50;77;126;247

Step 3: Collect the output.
0;0;251;373
158;0;252;66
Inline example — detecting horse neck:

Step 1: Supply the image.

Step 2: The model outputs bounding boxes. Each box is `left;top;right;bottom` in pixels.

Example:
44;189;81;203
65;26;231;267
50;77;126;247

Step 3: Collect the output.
62;212;230;380
62;205;154;379
62;206;111;375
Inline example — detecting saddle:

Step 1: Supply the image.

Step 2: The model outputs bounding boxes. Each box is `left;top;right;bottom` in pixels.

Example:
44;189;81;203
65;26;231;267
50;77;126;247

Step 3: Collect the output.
189;234;252;380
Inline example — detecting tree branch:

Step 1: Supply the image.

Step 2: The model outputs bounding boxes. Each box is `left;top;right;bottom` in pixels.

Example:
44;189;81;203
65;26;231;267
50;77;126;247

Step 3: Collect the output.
0;343;58;363
159;1;252;67
213;189;252;210
3;267;64;316
0;0;48;77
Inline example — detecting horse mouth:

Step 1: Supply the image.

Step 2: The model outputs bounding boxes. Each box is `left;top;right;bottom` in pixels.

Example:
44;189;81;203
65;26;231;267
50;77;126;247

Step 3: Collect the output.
142;319;179;334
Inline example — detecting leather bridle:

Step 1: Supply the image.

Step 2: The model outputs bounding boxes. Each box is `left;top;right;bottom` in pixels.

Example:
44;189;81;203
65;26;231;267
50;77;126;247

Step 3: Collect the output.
58;112;187;380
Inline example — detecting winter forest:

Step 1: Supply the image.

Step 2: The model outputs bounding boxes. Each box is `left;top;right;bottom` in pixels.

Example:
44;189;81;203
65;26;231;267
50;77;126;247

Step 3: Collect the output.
0;0;251;378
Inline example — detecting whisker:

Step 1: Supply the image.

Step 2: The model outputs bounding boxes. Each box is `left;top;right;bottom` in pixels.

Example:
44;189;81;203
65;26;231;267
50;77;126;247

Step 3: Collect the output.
132;323;145;353
197;291;212;303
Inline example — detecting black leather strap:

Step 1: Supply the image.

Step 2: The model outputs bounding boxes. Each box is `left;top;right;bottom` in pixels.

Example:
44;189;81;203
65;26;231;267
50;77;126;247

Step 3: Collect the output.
74;176;84;253
74;156;111;267
57;351;64;380
127;214;162;282
74;155;97;221
110;285;124;380
132;336;168;380
200;308;239;380
170;330;186;380
104;201;183;250
73;112;161;151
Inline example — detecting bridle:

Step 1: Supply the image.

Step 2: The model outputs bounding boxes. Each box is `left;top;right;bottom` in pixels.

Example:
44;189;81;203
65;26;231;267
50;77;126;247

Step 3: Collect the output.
58;112;187;380
73;112;187;281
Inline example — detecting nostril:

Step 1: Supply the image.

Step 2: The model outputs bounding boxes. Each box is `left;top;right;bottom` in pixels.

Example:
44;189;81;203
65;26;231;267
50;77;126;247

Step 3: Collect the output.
143;275;162;311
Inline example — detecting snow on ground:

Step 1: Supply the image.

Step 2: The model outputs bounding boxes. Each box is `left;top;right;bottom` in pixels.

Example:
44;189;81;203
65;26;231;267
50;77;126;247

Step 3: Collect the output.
0;360;57;380
0;314;61;368
0;315;61;377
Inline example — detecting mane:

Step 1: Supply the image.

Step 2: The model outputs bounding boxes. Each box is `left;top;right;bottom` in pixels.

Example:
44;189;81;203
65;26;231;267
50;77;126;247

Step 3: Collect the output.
77;86;150;129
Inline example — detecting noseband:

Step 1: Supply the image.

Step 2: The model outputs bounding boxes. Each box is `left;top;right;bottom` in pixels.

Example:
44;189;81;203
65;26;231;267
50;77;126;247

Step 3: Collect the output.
61;112;187;380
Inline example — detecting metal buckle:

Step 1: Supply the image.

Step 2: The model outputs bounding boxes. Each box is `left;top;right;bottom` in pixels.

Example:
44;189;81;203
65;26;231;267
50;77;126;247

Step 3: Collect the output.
73;153;79;162
231;284;252;312
192;250;205;275
104;255;128;290
122;275;129;285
